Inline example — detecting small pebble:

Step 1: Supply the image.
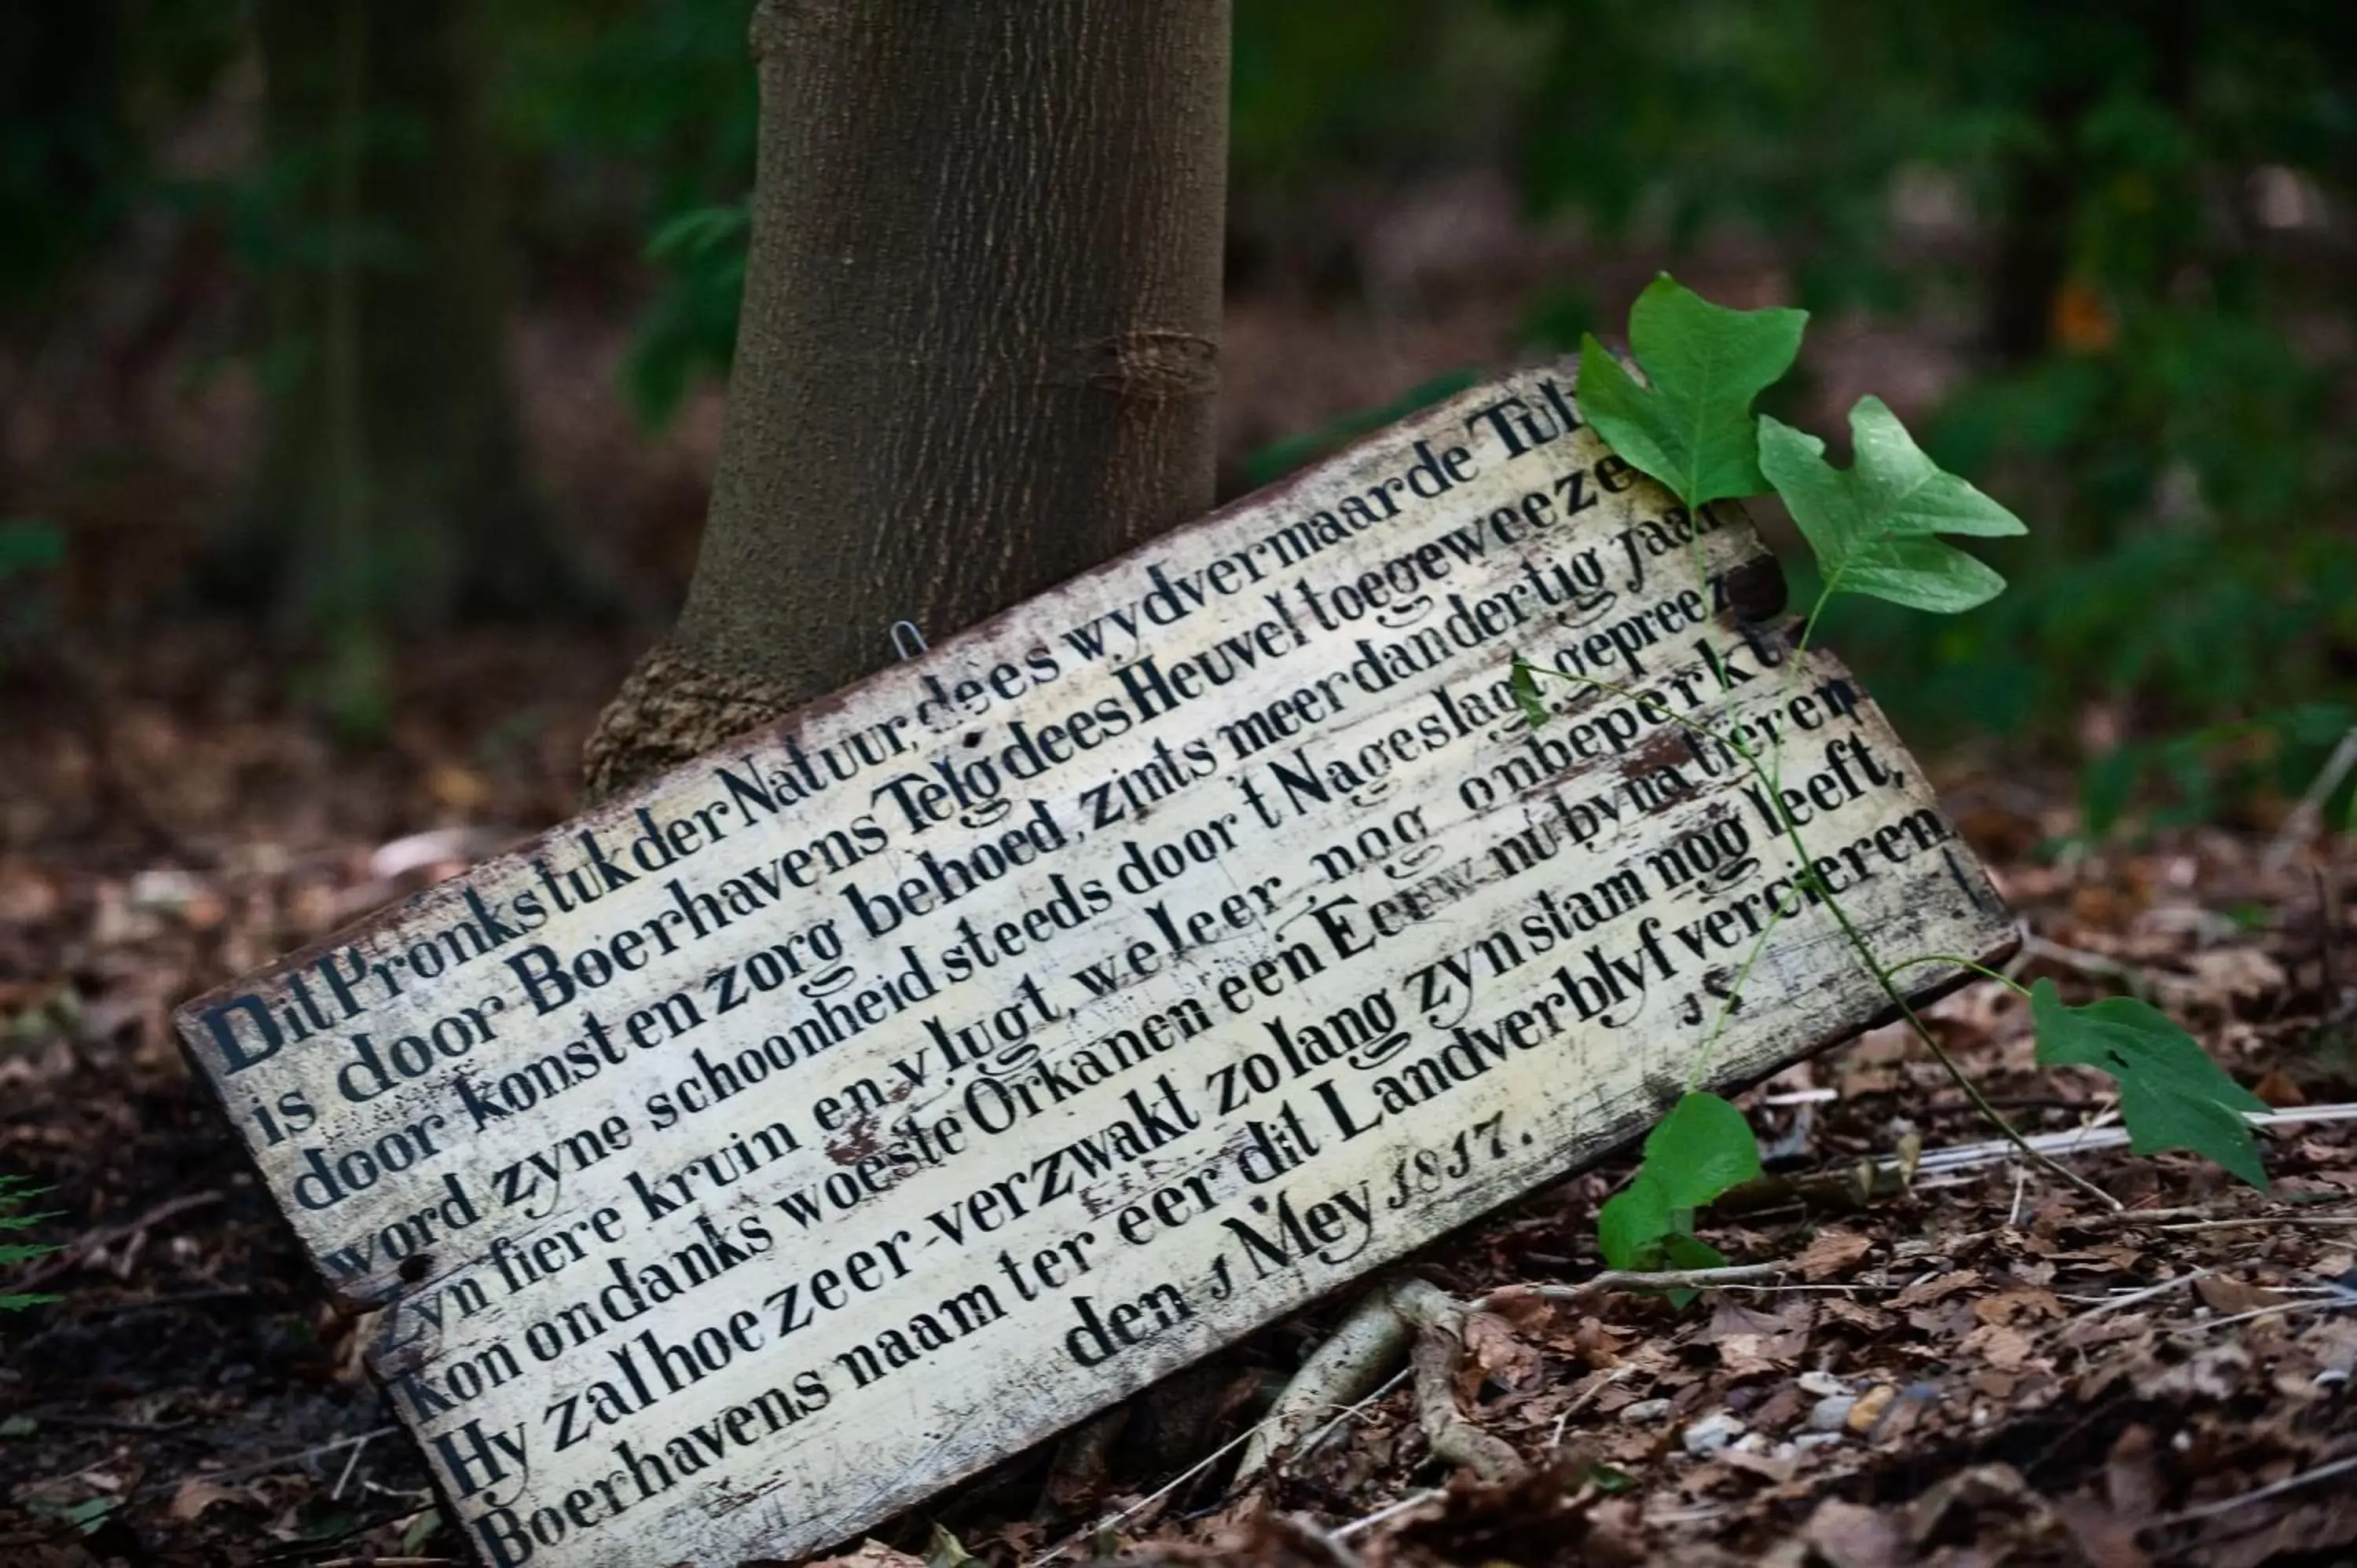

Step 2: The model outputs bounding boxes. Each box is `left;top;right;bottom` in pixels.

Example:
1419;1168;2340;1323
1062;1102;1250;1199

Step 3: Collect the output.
1808;1394;1857;1432
1618;1398;1671;1424
1798;1370;1849;1398
1790;1432;1845;1454
1682;1412;1746;1456
1846;1384;1897;1435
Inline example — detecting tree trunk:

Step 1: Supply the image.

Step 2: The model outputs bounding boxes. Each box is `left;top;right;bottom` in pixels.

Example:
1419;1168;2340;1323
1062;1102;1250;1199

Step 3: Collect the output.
584;0;1230;801
244;0;563;723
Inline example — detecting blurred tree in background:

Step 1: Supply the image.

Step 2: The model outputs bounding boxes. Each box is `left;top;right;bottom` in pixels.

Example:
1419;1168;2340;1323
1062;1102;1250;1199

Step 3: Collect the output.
1;0;2350;825
235;0;573;729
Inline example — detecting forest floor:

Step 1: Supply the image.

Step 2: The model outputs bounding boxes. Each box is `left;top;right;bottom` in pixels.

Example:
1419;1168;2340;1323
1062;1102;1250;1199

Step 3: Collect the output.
0;630;2352;1568
3;172;2355;1568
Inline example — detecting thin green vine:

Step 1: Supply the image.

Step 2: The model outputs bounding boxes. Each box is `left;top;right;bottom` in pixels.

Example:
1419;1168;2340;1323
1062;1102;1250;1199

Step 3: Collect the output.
1528;275;2271;1275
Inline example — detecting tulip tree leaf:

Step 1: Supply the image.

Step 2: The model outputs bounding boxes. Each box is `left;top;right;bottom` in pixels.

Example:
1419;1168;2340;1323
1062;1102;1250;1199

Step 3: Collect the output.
2029;979;2269;1189
1758;396;2026;614
1577;276;1806;511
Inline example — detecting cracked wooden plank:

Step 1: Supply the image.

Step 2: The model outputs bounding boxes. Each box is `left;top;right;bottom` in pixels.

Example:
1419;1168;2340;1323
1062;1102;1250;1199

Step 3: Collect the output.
175;361;2014;1568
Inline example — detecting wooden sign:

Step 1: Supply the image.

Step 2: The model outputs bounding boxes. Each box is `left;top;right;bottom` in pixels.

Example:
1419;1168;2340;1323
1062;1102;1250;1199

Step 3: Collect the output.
176;363;2012;1568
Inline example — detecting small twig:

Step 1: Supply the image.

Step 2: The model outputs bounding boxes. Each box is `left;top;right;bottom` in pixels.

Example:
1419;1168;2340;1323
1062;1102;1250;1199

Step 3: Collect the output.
2159;1451;2357;1526
9;1191;225;1291
2080;1204;2220;1226
1897;1105;2357;1181
1332;1489;1442;1541
25;1410;194;1434
1278;1368;1411;1477
2018;935;2154;994
2182;1298;2357;1335
2158;1214;2357;1232
2263;727;2357;874
132;1427;401;1499
1472;1262;1784;1308
332;1430;376;1500
2063;1270;2215;1325
1270;1512;1365;1568
1027;1411;1287;1566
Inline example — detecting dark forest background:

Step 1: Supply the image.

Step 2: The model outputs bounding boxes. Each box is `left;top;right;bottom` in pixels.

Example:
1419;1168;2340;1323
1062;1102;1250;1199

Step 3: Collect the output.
5;9;2357;1561
4;0;2354;840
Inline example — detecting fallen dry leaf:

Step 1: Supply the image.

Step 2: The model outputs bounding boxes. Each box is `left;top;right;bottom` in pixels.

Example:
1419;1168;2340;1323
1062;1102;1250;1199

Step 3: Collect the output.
2050;1495;2152;1568
802;1541;925;1568
167;1478;251;1522
2194;1275;2288;1314
1805;1497;1907;1568
1795;1227;1874;1281
1893;1269;1983;1309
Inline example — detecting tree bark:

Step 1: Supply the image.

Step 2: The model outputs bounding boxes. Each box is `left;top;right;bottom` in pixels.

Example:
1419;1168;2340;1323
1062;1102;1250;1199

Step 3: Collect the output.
585;0;1230;800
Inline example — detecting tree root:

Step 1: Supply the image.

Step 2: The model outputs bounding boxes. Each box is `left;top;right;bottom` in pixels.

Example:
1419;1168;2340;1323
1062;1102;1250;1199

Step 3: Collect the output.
1234;1263;1788;1488
580;639;808;804
1400;1282;1526;1484
1235;1277;1523;1486
1235;1287;1419;1482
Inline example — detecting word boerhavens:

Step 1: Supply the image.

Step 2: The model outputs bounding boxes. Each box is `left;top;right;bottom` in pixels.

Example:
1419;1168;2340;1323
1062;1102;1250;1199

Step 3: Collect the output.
178;365;2011;1568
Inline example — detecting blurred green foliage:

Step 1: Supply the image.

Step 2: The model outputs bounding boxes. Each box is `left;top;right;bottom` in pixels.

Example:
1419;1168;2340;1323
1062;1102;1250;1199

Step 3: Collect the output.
0;2;243;310
4;1;2351;830
486;0;756;423
0;519;63;679
0;1173;64;1312
1270;0;2357;833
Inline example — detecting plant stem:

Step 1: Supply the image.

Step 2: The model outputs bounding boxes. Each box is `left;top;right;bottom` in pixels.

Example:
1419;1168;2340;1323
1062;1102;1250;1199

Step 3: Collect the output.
1735;744;2120;1210
1886;952;2033;998
1690;900;1788;1091
1516;658;2122;1211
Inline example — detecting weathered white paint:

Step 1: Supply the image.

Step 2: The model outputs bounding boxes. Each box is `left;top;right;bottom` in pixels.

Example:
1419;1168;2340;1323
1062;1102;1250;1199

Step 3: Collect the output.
177;363;2013;1568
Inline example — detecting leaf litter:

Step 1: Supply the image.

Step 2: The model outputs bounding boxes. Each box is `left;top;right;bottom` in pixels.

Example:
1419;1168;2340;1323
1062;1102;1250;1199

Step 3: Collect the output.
3;634;2355;1567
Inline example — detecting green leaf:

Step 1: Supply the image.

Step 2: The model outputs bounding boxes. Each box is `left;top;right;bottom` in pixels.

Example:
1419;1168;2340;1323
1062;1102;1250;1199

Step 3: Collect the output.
926;1524;976;1568
1641;1092;1763;1209
401;1508;443;1555
1510;657;1550;729
2079;746;2147;840
28;1497;115;1534
1596;1171;1671;1272
1597;1095;1758;1277
1584;1462;1636;1494
1758;397;2026;615
643;201;750;263
1657;1232;1728;1306
1660;1233;1729;1271
0;518;63;580
1577;275;1806;510
2030;979;2270;1189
